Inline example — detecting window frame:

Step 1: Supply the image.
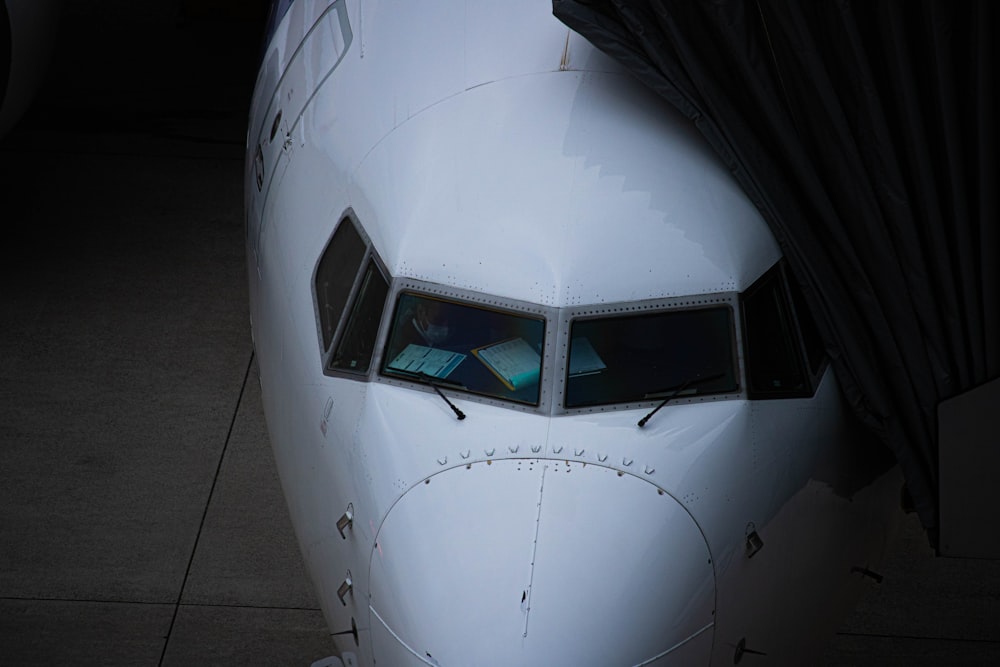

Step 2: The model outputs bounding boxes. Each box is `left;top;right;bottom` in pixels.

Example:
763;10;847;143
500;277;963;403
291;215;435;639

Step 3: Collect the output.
374;279;558;414
329;257;391;375
554;293;743;416
312;241;831;410
739;261;827;400
313;211;391;379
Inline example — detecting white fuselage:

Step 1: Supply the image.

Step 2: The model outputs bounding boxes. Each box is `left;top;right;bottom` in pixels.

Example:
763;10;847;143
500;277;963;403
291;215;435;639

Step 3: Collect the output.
246;2;903;665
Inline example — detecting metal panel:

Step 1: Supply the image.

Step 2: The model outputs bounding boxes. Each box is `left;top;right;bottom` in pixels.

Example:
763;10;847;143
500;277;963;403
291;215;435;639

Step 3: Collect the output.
938;376;1000;558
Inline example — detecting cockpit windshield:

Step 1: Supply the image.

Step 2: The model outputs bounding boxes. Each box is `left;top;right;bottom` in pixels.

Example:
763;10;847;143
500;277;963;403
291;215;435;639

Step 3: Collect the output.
565;307;737;408
381;292;546;405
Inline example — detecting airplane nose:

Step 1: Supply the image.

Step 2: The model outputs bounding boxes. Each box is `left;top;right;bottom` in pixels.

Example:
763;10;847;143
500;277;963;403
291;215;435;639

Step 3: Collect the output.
368;459;715;666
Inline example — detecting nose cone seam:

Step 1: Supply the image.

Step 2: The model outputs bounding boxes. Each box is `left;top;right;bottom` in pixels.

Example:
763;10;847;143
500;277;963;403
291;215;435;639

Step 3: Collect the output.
369;459;715;666
521;460;547;639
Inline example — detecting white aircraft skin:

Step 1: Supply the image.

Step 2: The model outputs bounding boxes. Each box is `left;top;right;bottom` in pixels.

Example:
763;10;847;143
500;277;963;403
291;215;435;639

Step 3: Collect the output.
245;1;904;665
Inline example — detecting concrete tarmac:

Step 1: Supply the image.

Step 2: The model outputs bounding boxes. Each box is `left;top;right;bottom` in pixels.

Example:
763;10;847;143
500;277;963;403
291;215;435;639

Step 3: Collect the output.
1;3;997;665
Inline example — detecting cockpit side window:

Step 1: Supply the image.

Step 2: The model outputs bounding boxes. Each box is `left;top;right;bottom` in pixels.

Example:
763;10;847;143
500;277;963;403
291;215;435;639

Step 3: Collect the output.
741;263;822;398
787;272;827;375
316;219;366;350
330;259;390;374
380;292;546;405
315;214;390;376
564;307;738;408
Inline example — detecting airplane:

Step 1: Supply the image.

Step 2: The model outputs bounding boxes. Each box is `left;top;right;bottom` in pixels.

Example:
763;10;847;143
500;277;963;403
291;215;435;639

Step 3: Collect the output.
245;1;905;664
0;0;59;140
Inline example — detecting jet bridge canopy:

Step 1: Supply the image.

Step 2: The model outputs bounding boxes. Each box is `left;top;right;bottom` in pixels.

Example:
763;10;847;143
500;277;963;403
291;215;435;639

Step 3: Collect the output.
553;0;1000;550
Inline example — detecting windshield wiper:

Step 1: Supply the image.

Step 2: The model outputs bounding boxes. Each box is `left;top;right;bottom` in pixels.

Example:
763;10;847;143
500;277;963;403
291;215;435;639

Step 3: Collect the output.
401;370;466;420
637;372;725;428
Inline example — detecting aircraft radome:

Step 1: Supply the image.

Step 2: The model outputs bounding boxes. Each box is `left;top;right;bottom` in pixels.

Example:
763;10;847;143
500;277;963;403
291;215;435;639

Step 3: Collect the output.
245;1;905;665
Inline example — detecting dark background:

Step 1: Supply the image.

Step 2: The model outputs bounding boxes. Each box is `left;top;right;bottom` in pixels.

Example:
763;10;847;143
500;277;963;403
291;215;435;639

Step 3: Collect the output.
1;2;336;665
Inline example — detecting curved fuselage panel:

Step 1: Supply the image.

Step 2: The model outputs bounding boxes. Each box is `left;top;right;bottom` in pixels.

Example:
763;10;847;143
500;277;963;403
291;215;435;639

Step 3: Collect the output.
246;2;902;665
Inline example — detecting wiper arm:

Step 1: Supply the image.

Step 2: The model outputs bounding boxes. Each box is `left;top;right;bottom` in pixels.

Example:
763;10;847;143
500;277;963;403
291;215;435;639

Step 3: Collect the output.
637;372;725;428
410;371;466;420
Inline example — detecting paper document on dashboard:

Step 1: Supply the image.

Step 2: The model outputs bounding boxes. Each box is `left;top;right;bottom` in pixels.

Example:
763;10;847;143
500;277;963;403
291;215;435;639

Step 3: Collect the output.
473;338;541;391
569;337;606;376
387;344;465;378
